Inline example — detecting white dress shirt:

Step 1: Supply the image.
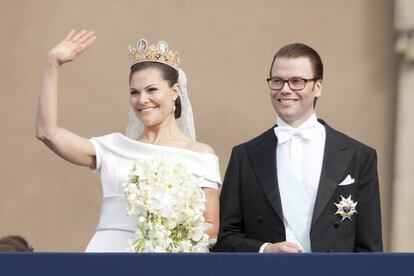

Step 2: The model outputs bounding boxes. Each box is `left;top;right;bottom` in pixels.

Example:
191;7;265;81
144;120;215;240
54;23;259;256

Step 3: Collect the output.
259;113;325;252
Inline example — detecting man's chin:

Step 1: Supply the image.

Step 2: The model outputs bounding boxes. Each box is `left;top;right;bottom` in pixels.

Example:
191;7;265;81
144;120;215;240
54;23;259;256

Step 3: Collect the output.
276;112;296;122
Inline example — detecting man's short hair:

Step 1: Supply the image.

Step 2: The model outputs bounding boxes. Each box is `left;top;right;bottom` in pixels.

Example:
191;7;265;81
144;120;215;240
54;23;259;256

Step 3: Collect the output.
269;43;323;80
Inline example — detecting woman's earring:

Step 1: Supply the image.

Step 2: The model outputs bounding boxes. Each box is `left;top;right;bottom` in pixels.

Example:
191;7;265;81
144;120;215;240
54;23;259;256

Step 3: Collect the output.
171;101;176;113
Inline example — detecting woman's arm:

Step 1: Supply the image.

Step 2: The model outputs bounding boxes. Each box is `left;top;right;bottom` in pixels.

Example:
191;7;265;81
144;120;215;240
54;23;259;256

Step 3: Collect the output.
36;30;97;168
203;187;220;240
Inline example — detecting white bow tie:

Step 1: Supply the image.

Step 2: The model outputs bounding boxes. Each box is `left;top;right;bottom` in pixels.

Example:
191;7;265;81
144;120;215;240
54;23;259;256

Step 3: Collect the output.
274;125;319;144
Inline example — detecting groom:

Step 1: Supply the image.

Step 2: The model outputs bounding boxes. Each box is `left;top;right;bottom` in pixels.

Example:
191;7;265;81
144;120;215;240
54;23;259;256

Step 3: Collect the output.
214;43;382;252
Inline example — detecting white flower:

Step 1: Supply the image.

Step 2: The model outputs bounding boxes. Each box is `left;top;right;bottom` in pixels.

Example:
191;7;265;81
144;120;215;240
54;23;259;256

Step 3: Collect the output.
123;155;209;252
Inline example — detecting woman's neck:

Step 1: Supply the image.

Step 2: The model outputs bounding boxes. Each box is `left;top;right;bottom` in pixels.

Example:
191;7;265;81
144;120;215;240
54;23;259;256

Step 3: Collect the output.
139;115;185;145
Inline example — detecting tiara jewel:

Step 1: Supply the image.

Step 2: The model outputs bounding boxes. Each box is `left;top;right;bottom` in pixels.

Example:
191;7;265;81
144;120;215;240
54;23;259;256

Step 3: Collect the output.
128;39;180;70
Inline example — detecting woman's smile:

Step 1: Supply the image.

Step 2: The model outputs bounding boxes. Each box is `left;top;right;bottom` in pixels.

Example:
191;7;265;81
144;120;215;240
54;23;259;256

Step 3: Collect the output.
138;106;158;113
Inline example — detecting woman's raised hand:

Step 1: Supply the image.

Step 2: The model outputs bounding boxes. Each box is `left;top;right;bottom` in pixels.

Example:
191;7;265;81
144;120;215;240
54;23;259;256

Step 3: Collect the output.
37;29;98;168
47;30;96;66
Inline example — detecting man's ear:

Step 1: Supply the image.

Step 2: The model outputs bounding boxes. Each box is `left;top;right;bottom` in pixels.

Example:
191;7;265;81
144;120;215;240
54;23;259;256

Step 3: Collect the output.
314;79;323;97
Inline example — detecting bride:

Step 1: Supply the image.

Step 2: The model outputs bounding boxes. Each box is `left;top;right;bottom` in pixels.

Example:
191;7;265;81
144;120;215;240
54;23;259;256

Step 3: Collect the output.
36;30;221;252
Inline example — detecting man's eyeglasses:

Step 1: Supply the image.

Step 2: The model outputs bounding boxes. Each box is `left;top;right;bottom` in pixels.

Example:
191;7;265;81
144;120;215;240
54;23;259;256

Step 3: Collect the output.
266;77;318;91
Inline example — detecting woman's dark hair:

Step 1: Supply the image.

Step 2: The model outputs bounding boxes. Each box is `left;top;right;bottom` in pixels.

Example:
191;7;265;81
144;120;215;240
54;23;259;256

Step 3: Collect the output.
130;62;181;119
0;235;34;252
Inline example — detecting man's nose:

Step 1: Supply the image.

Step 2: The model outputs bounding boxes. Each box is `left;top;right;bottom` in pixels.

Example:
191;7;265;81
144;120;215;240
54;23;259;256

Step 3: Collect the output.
280;81;292;93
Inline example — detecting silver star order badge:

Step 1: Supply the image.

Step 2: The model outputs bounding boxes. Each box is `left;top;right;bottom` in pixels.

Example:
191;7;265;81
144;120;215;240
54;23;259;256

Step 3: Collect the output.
334;195;358;221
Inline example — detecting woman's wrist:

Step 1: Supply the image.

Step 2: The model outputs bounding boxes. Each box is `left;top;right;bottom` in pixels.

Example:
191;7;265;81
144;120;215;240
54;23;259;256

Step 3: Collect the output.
45;54;61;68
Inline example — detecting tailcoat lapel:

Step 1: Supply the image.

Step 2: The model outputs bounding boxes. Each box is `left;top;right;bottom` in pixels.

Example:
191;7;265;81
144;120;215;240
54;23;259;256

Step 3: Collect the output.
246;129;284;221
311;121;354;225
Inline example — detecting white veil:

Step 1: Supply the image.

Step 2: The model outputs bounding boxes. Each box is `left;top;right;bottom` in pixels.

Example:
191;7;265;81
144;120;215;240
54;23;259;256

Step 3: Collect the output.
126;68;196;140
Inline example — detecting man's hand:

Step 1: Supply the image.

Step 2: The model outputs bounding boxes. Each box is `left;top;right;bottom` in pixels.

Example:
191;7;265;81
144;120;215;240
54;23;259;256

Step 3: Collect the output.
263;241;304;253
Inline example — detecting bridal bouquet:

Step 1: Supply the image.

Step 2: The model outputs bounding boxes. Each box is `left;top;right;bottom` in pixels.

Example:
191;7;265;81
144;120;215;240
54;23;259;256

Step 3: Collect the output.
123;156;211;252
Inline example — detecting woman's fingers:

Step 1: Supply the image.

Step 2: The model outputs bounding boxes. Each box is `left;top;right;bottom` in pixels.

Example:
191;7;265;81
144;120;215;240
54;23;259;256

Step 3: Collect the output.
62;29;95;45
48;29;96;65
63;29;96;53
70;30;96;52
77;35;96;52
63;29;76;41
77;31;95;45
71;30;88;42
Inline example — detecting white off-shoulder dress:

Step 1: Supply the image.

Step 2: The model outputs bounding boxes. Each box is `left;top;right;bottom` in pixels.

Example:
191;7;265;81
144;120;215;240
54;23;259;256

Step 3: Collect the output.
85;133;222;252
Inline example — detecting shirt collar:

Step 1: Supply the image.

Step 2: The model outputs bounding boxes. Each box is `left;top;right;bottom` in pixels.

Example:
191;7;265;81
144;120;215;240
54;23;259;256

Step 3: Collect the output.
276;113;318;130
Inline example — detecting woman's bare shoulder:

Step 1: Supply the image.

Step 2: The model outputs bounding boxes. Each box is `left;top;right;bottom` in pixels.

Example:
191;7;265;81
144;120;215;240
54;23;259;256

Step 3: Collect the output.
186;141;216;155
